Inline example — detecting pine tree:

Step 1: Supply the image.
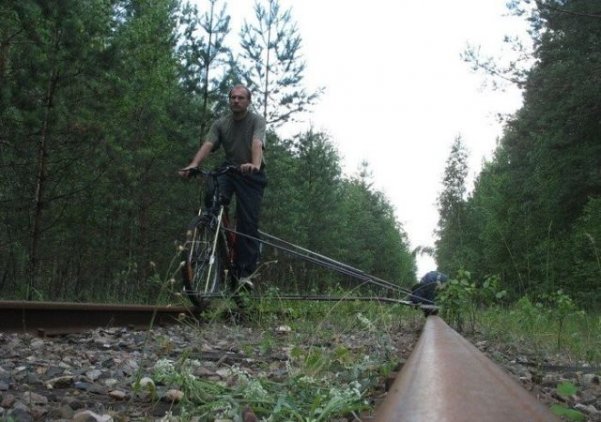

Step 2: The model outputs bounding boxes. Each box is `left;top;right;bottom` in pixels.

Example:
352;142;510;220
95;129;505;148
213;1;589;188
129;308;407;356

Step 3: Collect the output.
451;0;601;303
238;0;320;126
0;0;117;298
177;0;232;141
435;136;469;273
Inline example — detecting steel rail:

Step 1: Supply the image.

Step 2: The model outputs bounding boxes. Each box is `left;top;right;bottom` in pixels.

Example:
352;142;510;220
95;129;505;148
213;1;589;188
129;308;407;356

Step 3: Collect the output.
0;301;196;335
373;316;558;421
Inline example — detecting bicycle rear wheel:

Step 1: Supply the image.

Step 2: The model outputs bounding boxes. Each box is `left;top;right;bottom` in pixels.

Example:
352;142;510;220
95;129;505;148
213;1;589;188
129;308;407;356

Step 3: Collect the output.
182;220;227;308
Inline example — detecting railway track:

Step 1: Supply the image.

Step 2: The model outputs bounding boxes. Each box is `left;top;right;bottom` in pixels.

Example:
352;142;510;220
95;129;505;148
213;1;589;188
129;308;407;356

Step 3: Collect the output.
0;300;196;335
0;298;428;335
372;316;558;421
0;300;559;421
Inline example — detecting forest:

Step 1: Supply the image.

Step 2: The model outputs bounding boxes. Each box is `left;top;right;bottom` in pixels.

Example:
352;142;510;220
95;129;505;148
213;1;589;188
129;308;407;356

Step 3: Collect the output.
436;0;601;308
0;0;415;302
1;0;599;308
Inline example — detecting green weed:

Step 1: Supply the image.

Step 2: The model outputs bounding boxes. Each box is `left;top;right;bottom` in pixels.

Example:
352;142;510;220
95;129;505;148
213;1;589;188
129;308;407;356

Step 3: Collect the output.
436;270;507;331
478;299;600;364
539;289;583;349
549;381;586;422
144;298;417;420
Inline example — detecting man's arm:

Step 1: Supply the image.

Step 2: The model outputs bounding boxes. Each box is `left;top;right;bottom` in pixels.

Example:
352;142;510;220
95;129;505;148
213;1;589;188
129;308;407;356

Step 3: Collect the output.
240;138;263;173
240;113;266;173
178;141;214;177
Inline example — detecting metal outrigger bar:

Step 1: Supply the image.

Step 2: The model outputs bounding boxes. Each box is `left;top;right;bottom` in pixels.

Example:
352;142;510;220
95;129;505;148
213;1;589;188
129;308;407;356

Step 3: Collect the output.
252;294;440;313
219;227;438;311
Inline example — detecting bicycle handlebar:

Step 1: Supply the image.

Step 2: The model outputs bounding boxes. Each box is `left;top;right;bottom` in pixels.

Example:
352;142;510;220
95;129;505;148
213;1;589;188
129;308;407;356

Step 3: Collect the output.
186;165;239;178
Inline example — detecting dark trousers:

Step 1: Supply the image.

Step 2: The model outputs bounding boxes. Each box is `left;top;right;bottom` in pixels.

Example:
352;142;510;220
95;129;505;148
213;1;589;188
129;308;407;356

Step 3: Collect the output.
218;170;267;279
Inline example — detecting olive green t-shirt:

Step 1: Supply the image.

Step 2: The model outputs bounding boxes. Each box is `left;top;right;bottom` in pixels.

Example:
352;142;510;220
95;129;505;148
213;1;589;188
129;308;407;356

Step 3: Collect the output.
205;111;266;166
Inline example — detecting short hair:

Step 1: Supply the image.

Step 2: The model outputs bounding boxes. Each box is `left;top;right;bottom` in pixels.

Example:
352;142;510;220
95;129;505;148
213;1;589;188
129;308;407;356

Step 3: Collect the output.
229;85;251;102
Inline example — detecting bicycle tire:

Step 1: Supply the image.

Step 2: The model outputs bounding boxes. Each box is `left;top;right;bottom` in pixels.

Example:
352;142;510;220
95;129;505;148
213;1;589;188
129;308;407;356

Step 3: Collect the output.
181;220;228;308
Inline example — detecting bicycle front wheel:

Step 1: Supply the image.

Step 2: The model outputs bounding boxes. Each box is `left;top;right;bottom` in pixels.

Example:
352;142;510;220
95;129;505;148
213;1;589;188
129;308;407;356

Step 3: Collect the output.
182;220;227;308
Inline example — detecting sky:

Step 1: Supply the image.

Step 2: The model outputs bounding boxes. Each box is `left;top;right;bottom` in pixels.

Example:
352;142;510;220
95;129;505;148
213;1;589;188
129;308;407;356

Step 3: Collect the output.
197;0;530;277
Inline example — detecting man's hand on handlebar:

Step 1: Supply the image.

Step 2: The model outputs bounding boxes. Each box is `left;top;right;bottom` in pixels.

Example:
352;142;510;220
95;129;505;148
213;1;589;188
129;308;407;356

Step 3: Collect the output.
240;163;260;174
179;164;253;178
178;165;198;178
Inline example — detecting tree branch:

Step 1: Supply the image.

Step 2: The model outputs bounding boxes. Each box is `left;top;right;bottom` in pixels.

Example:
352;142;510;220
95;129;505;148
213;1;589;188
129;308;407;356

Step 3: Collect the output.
536;0;601;19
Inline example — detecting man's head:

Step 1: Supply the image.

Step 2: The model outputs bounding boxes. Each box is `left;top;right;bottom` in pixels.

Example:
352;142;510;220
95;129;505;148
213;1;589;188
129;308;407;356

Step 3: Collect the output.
229;85;251;117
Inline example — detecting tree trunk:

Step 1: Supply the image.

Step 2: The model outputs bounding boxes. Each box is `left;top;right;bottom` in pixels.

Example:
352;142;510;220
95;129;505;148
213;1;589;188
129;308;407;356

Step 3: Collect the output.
262;21;271;120
199;0;215;145
29;69;59;299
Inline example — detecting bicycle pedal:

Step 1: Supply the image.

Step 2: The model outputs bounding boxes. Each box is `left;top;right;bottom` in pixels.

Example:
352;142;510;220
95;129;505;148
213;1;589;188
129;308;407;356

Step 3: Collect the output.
238;277;254;289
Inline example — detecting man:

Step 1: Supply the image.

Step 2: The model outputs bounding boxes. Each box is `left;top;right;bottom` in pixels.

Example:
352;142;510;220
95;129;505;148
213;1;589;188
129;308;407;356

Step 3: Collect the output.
179;85;267;287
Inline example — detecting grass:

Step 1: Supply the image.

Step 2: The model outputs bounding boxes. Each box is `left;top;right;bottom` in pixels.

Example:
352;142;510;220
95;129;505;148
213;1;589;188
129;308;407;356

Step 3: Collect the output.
148;295;421;421
474;302;600;422
148;282;601;420
136;262;601;420
433;271;601;365
475;301;601;365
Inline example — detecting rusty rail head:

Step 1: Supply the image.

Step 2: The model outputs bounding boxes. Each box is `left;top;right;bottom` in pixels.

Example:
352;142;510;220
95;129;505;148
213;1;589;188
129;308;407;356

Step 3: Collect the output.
374;316;558;422
0;301;197;335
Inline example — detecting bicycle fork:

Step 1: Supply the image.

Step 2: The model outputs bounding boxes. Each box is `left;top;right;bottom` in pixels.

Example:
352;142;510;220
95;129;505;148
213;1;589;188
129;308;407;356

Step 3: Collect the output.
204;206;225;292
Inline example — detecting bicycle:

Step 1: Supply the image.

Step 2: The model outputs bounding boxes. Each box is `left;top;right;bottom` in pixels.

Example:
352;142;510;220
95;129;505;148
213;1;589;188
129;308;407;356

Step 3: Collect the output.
181;165;240;308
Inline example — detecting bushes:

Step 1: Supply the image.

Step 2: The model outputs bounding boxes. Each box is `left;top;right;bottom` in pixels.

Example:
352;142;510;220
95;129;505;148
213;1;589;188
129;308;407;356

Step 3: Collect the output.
436;270;506;332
